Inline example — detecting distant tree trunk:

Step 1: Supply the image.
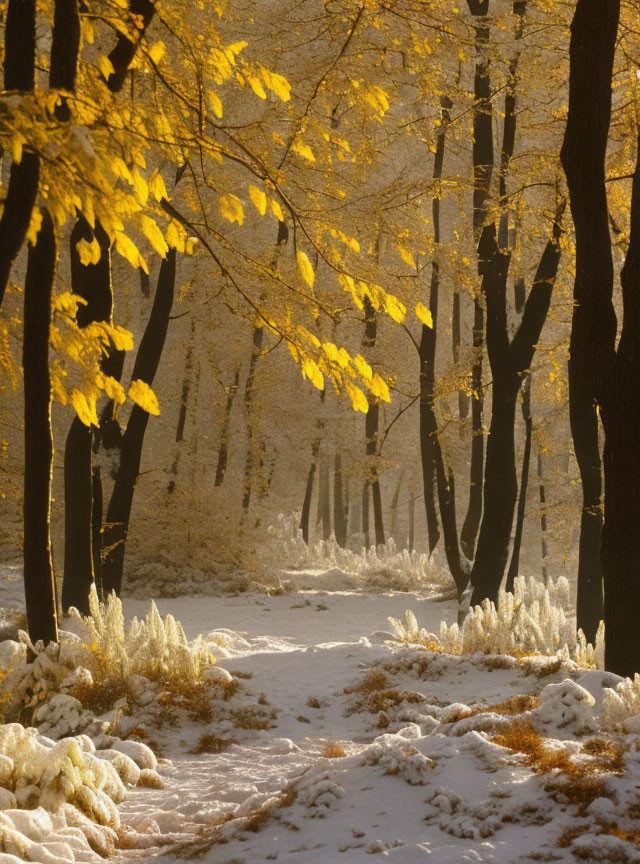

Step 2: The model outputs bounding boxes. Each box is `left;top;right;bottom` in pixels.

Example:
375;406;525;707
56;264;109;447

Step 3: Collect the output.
505;375;532;593
362;482;370;548
23;210;58;644
214;365;240;487
452;287;469;421
62;219;112;614
101;250;177;596
333;453;347;547
408;476;416;552
363;297;384;546
537;445;549;584
300;465;316;544
316;455;331;541
0;0;39;308
390;470;405;544
91;467;103;596
241;325;264;513
560;0;618;649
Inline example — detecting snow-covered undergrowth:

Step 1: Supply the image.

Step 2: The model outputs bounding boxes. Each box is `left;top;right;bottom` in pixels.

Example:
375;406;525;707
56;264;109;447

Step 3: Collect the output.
602;675;640;732
255;512;449;593
388;574;604;668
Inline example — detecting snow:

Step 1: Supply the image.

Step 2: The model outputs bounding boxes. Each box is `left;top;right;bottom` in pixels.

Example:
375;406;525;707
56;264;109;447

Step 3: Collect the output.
2;571;640;862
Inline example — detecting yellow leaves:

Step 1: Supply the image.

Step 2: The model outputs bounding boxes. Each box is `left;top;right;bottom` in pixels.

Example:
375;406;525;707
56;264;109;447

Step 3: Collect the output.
76;236;102;266
107;324;134;352
347;382;369;413
368;374;390;402
260;66;291;101
140;215;169;257
296;250;315;288
26;208;42;246
208;90;223;119
219;193;244;225
270;198;285;222
11;134;24;165
165;219;187;252
291;139;316;162
129;379;160;415
383;293;406;323
354;354;373;381
132;168;149;205
114;232;148;272
249;185;267;216
302;358;324;391
97;373;126;404
71;389;99;427
247;75;267;99
416;302;433;328
98;55;115;80
147;41;166;65
149;170;168;202
397;243;416;268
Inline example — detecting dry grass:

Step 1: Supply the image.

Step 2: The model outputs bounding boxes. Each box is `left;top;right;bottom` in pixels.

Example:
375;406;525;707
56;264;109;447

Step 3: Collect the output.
322;742;347;758
190;734;236;755
307;697;322;709
487;694;541;716
344;669;388;695
230;706;276;730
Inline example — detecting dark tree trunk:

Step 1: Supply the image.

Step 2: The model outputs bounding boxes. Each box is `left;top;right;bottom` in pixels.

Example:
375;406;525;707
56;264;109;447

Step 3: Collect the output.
363;298;384;546
23;210;58;644
316;455;331;541
241;325;264;512
560;0;619;648
333;453;347;548
408;476;415;552
390;470;405;544
362;482;370;548
101;250;177;596
537;446;549;584
91;467;103;597
452;287;469;420
300;463;316;544
214;366;240;487
0;0;38;307
62;219;112;614
460;10;492;561
106;0;155;92
505;375;532;593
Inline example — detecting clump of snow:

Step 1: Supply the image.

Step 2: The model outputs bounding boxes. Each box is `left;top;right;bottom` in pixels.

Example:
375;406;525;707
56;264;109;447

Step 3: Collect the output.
388;574;604;667
602;674;640;732
255;512;449;593
531;679;597;736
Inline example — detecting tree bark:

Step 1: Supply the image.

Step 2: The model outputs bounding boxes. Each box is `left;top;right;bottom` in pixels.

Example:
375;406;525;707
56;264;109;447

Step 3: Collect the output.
241;325;264;512
101;250;177;596
363;297;384;546
23;210;58;644
560;0;618;646
333;453;347;548
0;0;38;307
537;445;549;585
213;366;240;487
505;375;532;593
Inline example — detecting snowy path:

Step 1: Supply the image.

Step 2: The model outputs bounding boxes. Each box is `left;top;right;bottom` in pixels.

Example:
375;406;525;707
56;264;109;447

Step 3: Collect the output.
112;592;638;864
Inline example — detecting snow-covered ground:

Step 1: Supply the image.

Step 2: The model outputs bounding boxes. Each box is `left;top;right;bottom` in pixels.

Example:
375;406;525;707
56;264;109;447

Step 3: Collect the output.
2;568;640;863
112;590;637;864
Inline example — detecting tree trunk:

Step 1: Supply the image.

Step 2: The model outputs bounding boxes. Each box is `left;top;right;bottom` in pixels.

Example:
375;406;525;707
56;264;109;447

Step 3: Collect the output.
363;297;384;546
505;375;532;592
0;0;38;307
214;366;240;487
537;445;549;584
241;325;263;512
560;0;618;647
408;476;415;552
101;250;177;596
333;453;347;547
316;455;331;541
62;219;112;613
23;210;58;644
362;482;370;548
300;463;316;544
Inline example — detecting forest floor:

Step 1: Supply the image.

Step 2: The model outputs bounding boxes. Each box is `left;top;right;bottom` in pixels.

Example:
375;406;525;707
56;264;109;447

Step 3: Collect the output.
105;586;640;864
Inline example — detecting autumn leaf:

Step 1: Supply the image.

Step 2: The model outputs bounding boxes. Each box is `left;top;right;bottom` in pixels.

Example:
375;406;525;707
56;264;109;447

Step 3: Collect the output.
129;379;160;415
297;250;315;288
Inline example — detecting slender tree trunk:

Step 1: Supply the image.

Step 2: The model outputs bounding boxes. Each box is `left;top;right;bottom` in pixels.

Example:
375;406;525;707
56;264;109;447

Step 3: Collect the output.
452;288;469;421
408;476;415;552
0;0;39;307
390;470;405;544
241;325;264;513
62;219;112;613
214;366;240;487
537;445;549;584
362;482;370;548
316;455;331;541
560;0;618;647
101;250;177;596
505;375;532;592
300;464;316;544
333;453;347;547
91;467;103;597
23;210;58;644
363;297;384;546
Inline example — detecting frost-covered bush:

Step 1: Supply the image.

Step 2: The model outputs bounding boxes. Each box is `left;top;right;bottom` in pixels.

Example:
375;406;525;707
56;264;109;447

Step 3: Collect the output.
602;675;640;731
69;586;216;692
256;512;448;592
388;575;604;667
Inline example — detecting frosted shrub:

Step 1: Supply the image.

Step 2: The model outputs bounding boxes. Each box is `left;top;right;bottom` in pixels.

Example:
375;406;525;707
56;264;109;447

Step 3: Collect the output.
70;586;216;692
389;575;603;666
257;512;449;592
602;675;640;731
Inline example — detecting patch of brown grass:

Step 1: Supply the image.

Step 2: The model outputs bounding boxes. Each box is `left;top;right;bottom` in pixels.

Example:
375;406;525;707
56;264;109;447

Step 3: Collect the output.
322;742;347;758
487;694;541;716
190;734;236;755
344;669;387;695
307;697;322;709
492;722;572;773
230;706;276;730
581;737;627;773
